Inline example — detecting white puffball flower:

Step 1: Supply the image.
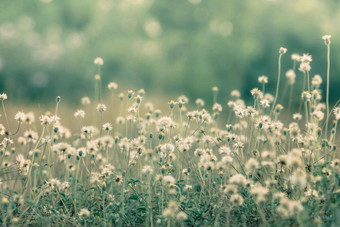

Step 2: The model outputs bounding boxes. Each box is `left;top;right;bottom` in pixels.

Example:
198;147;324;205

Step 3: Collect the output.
279;47;287;55
96;104;107;112
258;75;268;84
94;57;104;66
0;93;7;101
108;82;118;90
74;110;85;119
322;35;331;45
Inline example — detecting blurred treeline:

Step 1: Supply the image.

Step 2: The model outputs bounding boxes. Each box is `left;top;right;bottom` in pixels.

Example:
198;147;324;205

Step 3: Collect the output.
0;0;339;105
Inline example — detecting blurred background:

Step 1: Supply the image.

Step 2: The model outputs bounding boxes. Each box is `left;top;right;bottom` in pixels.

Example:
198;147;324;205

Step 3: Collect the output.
0;0;339;106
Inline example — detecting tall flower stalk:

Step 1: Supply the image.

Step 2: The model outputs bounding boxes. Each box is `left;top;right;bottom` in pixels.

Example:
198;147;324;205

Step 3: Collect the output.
271;47;287;115
322;35;332;138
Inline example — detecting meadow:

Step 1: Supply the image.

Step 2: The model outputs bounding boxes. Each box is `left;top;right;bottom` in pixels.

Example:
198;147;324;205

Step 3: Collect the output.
0;36;340;226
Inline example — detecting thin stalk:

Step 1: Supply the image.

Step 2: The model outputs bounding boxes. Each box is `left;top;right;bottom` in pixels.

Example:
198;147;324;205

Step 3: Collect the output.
1;100;11;134
271;53;283;115
325;43;330;139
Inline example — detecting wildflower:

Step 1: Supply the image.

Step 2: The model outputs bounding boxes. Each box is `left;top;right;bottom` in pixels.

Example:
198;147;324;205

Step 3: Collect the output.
163;175;175;185
312;74;322;87
291;53;300;61
102;123;112;131
300;53;312;63
162;201;178;219
195;99;205;107
229;174;247;185
279;47;287;55
203;161;215;171
127;90;134;99
293;113;302;121
0;93;7;101
81;97;91;105
81;126;98;139
157;117;175;131
108;82;118;90
78;208;90;218
142;165;154;175
250;184;269;203
176;211;188;221
258;75;268;84
250;88;263;99
277;198;303;217
74;110;85;119
224;184;238;195
202;112;212;122
177;95;189;105
261;151;274;160
118;93;124;101
273;192;286;201
14;112;26;123
312;89;322;101
299;62;311;72
231;90;241;98
219;146;231;155
313;110;324;121
274;104;284;113
285;69;296;85
116;116;125;124
290;168;307;188
135;95;142;104
301;91;312;102
245;158;259;174
334;107;340;120
24;130;39;142
259;99;270;108
39;115;53;125
212;103;222;112
322;35;331;45
230;194;244;206
286;151;302;168
76;147;86;157
168;100;177;109
212;86;219;93
305;189;318;197
96;104;107;112
160;143;175;153
25;112;35;124
138;89;145;97
0;124;6;135
94;57;104;65
221;155;233;164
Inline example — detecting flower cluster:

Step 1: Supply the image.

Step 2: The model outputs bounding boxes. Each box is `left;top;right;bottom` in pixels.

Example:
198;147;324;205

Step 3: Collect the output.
0;44;339;226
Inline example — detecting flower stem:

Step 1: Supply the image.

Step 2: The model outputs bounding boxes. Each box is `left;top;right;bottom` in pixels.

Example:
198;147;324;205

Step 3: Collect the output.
271;54;282;115
325;43;330;139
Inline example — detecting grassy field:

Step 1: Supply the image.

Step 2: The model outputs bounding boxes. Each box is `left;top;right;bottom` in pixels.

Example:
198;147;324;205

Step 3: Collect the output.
0;39;340;226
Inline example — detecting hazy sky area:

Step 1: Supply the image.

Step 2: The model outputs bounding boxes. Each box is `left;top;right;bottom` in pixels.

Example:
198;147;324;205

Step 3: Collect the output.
0;0;339;105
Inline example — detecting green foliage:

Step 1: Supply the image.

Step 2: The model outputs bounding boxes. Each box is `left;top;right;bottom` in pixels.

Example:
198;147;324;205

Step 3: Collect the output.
0;0;340;104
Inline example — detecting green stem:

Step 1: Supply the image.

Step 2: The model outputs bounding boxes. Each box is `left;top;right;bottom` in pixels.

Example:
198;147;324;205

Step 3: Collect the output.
271;54;282;115
1;100;11;134
325;44;330;139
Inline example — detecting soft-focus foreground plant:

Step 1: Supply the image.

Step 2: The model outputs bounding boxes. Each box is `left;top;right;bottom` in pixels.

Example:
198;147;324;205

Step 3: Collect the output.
0;37;339;226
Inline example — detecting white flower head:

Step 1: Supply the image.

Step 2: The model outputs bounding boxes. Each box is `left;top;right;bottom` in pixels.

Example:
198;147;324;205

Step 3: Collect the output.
96;104;107;112
108;82;118;90
291;53;300;62
94;57;104;65
279;47;287;55
0;93;7;101
258;75;268;84
15;112;27;123
74;110;85;119
322;35;331;45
